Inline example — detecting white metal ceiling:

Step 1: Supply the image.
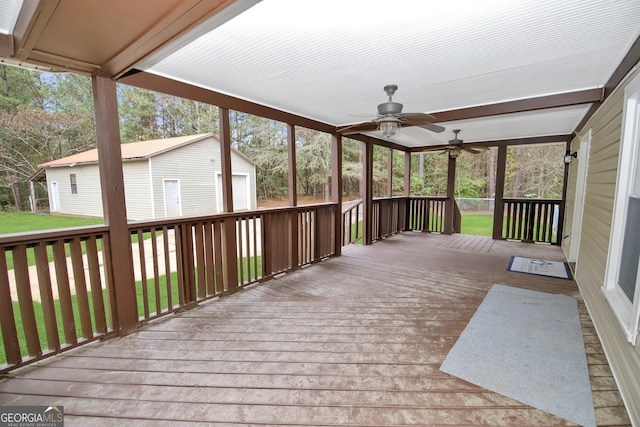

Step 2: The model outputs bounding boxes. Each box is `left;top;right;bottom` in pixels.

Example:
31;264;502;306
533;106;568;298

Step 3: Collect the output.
0;0;23;34
142;0;640;147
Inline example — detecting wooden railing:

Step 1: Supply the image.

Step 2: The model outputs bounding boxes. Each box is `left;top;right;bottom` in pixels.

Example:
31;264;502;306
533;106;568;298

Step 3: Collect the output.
407;196;448;233
372;197;407;241
1;203;336;373
342;200;363;246
453;200;462;233
502;198;562;244
0;225;116;371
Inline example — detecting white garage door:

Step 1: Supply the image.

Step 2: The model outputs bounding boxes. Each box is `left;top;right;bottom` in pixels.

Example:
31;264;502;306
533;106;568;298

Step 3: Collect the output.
217;174;249;212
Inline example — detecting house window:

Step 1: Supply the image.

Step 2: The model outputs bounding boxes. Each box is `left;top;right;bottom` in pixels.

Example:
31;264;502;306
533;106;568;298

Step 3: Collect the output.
70;174;77;194
603;72;640;345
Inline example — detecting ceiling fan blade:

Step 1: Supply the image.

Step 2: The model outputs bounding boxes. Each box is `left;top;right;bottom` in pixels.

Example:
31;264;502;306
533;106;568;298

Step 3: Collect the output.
398;113;437;127
337;121;378;135
462;146;482;154
420;146;449;153
419;123;446;133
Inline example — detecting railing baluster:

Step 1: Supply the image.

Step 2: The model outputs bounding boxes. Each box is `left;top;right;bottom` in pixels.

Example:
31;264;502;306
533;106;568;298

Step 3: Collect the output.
137;229;149;319
236;218;244;285
52;240;77;345
195;222;206;298
213;220;224;294
150;228;161;315
204;221;215;297
0;249;21;365
69;238;93;339
34;242;60;350
101;233;118;331
85;236;107;334
13;245;41;357
162;226;173;309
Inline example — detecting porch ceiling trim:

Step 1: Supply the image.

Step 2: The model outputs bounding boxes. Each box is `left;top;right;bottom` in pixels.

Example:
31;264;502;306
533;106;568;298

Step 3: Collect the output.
410;134;573;152
430;89;603;123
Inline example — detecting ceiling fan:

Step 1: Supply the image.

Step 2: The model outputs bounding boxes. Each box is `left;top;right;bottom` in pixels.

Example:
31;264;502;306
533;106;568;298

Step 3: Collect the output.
423;129;486;158
337;85;445;137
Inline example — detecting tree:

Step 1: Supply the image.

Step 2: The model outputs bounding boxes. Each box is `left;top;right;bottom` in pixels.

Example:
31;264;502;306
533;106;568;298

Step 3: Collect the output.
0;66;96;210
342;138;362;199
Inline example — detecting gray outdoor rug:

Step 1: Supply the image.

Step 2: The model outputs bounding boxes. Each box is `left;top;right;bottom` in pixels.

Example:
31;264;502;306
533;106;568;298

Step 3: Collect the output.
440;284;596;427
507;256;573;279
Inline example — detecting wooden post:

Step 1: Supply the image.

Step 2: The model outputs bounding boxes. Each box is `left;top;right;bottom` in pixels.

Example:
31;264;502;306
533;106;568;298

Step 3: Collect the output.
444;153;457;235
361;139;374;245
387;148;393;197
287;124;299;267
492;145;508;240
218;107;238;291
92;76;137;335
332;133;343;256
557;138;572;245
404;152;411;231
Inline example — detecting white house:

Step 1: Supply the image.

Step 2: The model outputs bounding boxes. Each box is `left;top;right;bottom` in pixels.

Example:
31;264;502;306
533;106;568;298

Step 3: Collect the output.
35;133;257;220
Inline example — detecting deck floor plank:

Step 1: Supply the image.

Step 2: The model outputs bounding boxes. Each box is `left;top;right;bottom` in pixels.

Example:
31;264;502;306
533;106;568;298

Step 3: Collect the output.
0;233;631;426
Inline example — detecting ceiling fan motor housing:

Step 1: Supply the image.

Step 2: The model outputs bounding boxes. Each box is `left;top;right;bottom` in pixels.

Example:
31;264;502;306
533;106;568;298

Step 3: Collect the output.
378;101;403;115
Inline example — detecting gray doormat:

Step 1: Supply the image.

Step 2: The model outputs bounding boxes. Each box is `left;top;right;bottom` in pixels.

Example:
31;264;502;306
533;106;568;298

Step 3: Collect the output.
507;256;573;279
440;284;595;427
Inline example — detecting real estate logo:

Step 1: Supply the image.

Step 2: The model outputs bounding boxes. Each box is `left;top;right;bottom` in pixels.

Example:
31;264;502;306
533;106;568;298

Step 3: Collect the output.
0;406;64;427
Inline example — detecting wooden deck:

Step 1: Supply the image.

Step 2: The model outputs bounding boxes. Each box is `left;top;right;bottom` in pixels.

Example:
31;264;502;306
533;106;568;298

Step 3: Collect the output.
0;232;631;426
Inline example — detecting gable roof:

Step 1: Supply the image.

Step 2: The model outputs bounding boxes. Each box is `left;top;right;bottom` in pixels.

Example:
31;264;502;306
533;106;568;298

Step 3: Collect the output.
38;133;225;167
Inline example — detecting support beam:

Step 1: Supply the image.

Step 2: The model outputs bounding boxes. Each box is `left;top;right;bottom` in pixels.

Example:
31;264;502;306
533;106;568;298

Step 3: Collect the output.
404;152;411;197
360;139;374;245
332;134;343;256
119;71;334;134
430;89;603;123
411;135;572;153
557;139;572;246
444;154;456;235
92;76;137;335
404;152;411;231
492;145;508;240
218;107;238;291
387;148;393;197
287;124;299;267
287;124;297;207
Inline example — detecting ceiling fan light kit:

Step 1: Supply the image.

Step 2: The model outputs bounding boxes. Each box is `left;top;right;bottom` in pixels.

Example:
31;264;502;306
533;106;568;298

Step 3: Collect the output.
378;118;400;137
449;147;461;159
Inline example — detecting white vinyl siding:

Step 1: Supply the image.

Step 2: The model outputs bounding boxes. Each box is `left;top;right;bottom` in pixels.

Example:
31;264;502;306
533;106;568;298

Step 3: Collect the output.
150;137;219;218
43;135;257;222
122;160;153;220
570;64;640;425
45;164;103;218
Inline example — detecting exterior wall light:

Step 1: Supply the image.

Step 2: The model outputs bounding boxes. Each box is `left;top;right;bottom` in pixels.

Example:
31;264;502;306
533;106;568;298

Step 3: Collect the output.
564;151;578;164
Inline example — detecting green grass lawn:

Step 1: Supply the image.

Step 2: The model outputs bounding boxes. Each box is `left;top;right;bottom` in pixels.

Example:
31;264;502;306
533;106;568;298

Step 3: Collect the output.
0;212;104;235
0;212;156;270
460;213;494;236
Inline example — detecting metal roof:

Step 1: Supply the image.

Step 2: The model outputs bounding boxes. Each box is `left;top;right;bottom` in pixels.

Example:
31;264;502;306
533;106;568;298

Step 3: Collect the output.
2;0;640;148
38;133;215;167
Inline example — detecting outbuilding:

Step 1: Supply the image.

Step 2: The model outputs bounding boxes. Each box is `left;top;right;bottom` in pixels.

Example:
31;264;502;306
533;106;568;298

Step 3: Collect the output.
35;133;257;220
